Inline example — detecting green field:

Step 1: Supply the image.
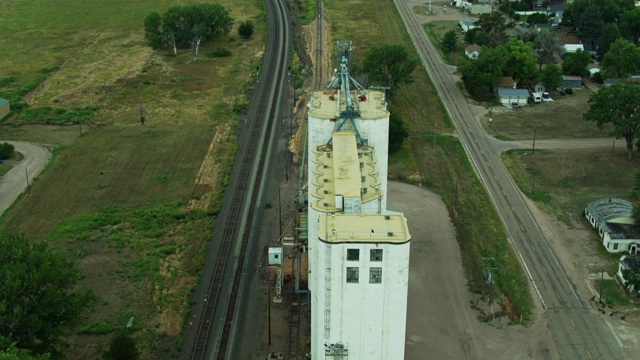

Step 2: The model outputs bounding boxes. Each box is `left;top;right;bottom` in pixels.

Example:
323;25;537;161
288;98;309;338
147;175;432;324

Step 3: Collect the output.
1;0;264;357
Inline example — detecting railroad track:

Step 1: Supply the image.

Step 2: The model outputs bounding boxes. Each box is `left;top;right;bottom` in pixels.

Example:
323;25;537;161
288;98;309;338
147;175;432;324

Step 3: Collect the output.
189;0;290;359
314;0;323;87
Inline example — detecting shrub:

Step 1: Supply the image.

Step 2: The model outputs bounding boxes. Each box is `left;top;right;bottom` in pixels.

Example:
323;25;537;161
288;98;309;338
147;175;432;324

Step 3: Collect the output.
238;20;255;39
205;48;232;58
0;142;15;160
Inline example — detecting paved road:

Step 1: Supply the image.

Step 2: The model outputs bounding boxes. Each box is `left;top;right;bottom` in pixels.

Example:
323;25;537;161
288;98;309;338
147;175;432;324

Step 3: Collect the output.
394;1;625;359
0;141;51;216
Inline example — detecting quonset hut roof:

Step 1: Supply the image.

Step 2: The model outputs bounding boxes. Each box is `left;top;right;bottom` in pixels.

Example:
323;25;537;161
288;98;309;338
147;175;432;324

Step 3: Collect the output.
586;198;634;239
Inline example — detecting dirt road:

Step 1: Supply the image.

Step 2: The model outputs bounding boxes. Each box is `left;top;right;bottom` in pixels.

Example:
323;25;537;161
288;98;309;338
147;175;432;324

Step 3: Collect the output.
0;141;51;216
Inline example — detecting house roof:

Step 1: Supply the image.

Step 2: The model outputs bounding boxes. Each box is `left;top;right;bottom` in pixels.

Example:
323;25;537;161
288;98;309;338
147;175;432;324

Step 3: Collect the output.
621;256;640;274
586;198;634;239
0;98;8;107
497;88;529;97
465;44;481;53
561;35;581;45
460;18;476;26
496;76;515;87
562;75;582;81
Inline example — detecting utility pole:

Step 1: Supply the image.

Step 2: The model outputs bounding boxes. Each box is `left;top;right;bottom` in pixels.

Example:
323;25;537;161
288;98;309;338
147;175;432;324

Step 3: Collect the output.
25;168;30;193
489;106;492;127
599;265;604;303
611;138;616;160
532;126;537;154
433;123;437;150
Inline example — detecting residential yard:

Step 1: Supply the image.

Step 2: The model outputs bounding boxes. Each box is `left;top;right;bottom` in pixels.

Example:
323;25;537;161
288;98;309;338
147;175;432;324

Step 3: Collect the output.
423;21;466;64
0;0;265;358
483;88;613;140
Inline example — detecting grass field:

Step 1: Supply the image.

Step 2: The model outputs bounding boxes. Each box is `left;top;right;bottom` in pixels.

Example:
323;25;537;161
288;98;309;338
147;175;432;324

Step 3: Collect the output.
325;0;532;320
423;21;465;64
0;0;265;357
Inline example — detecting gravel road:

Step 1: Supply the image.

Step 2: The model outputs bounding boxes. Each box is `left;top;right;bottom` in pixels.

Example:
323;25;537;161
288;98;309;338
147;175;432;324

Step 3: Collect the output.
0;141;51;216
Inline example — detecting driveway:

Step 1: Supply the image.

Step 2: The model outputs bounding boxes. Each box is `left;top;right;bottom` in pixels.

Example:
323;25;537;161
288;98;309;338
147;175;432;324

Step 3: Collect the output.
0;141;51;216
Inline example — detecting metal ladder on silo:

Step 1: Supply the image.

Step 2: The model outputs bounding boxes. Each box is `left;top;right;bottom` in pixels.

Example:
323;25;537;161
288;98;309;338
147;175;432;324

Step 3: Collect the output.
324;243;332;339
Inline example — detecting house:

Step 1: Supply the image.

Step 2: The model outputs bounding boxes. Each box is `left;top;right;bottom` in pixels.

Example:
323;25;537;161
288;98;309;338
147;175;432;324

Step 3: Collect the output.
561;35;584;53
587;65;601;77
459;18;478;32
468;4;492;15
495;76;517;92
617;255;640;293
563;44;584;53
548;2;567;22
584;198;640;253
604;78;621;87
464;44;481;59
0;98;9;120
533;82;546;93
561;75;582;89
497;88;529;107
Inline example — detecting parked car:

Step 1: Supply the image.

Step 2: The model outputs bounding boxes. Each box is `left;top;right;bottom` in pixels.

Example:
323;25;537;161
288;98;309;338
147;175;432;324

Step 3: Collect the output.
565;88;573;95
555;87;565;95
542;92;550;99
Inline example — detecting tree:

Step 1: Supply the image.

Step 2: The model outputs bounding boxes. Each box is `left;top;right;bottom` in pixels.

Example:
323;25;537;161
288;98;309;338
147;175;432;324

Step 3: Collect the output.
143;4;233;59
0;232;94;355
540;64;562;90
562;49;591;77
504;40;538;85
457;45;509;100
104;333;139;360
578;4;605;50
476;12;507;35
0;142;14;160
362;45;419;96
441;30;458;54
567;0;634;25
143;12;163;49
388;112;408;153
464;29;490;46
620;8;640;44
584;84;640;160
534;31;563;70
597;23;621;56
601;38;640;78
0;344;50;360
238;20;254;39
526;13;548;25
183;4;234;63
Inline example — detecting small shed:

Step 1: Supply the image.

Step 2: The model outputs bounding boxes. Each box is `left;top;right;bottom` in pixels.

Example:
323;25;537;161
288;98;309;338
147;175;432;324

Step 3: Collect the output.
497;88;529;106
464;44;481;59
0;98;9;120
459;18;478;32
268;247;283;265
561;75;582;89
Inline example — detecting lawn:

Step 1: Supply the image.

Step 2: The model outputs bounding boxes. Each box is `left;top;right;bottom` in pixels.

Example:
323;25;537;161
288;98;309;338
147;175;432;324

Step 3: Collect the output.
484;88;613;140
0;0;265;357
325;0;532;320
423;21;466;64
